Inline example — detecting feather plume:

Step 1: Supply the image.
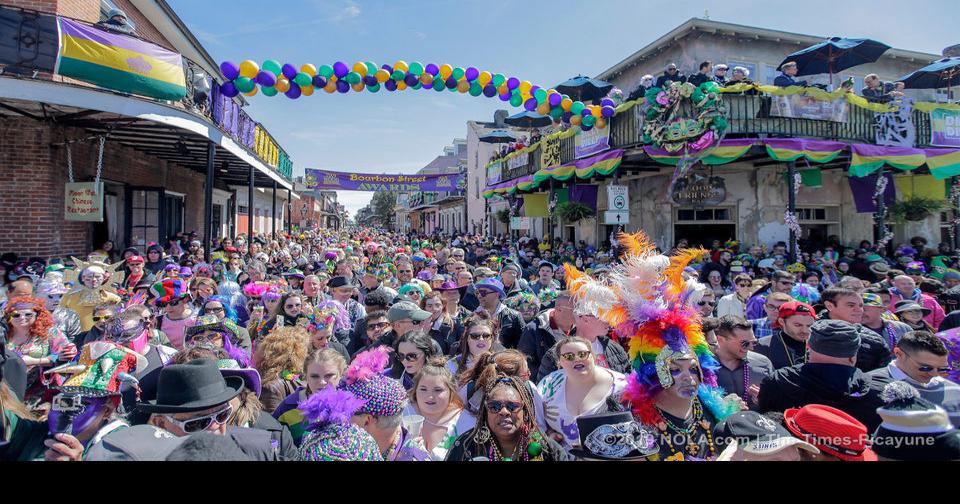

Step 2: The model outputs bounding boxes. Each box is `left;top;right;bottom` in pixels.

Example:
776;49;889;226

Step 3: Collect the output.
299;385;367;430
344;346;390;385
664;248;706;302
618;232;655;257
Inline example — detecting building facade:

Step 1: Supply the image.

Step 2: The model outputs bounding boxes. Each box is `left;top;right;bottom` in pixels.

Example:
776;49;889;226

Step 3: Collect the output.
395;140;467;235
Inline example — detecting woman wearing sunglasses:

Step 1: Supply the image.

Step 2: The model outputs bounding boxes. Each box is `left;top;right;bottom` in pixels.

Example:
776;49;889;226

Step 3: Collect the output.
446;372;572;461
152;279;197;350
446;317;502;378
538;336;627;452
259;293;308;341
393;331;441;390
421;291;460;355
305;301;351;361
3;297;77;403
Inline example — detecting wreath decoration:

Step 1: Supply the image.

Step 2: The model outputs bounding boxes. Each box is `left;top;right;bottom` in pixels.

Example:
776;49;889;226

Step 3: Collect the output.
642;81;728;154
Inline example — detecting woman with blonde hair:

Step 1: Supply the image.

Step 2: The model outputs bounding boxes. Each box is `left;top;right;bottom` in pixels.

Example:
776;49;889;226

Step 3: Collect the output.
274;347;348;445
254;326;309;413
403;357;469;460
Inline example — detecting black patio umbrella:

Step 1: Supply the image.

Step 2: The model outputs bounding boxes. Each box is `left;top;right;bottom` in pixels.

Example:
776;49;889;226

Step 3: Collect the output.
897;57;960;99
779;37;891;84
555;75;614;103
504;111;552;129
478;130;518;144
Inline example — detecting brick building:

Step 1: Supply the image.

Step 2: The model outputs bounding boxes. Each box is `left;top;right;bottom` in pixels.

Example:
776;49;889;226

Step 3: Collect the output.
0;0;295;259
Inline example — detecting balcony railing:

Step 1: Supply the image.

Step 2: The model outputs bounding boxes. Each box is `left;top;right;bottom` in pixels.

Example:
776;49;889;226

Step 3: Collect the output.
496;94;936;182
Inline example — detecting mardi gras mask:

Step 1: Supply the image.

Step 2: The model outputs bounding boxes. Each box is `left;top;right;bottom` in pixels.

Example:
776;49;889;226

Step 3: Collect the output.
81;267;106;289
103;318;149;353
584;421;658;459
654;346;703;390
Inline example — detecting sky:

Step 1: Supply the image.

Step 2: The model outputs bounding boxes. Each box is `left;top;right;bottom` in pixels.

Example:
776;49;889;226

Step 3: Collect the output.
168;0;960;217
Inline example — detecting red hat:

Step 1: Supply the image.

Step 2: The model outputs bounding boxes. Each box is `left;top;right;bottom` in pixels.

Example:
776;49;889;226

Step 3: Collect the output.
784;404;877;462
126;255;145;265
776;300;815;324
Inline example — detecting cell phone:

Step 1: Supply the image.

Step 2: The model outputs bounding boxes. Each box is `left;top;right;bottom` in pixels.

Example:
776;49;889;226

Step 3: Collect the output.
51;393;84;435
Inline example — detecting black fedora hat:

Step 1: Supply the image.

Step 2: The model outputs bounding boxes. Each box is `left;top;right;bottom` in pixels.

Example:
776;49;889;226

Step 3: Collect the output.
568;411;660;461
138;359;243;414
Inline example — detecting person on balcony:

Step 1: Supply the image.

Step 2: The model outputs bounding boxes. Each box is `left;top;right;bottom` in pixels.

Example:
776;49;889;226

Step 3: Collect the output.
627;74;655;101
96;9;136;36
726;67;758;95
861;74;903;104
687;61;713;87
655;63;687;89
774;62;808;88
713;64;729;86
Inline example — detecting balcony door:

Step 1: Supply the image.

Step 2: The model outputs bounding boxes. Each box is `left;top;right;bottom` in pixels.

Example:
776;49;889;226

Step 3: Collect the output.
126;187;165;249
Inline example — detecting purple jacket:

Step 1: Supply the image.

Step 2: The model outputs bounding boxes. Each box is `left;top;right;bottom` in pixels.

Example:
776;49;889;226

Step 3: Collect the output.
389;427;432;462
745;292;768;320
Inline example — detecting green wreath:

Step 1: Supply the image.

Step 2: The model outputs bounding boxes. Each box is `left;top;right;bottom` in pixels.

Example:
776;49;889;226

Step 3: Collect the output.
642;81;728;153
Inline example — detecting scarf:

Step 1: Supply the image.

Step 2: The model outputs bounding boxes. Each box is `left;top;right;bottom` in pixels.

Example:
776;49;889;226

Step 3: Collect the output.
890;287;921;303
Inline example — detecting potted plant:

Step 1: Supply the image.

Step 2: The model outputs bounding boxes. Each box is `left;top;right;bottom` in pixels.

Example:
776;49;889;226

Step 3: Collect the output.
496;208;511;224
888;197;950;222
555;201;595;223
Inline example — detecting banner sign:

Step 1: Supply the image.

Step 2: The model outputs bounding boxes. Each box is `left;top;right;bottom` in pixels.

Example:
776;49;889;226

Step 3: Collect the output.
771;94;849;122
670;174;726;207
607;185;629;211
875;98;916;148
575;126;611;159
541;136;562;167
64;182;104;221
506;152;529;170
486;161;502;185
304;168;464;192
932;108;960;148
510;216;531;230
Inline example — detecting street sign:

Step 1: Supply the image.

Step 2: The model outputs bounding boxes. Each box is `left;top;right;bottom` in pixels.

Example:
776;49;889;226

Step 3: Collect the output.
607;185;629;211
603;210;630;225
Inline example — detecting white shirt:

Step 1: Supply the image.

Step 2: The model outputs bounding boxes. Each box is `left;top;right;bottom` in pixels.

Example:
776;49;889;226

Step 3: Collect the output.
538;368;627;450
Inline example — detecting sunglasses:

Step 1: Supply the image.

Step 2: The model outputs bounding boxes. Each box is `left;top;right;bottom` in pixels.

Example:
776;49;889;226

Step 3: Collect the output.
166;299;183;308
740;340;758;350
698;300;716;307
560;350;591;362
477;289;496;297
92;315;115;323
736;282;752;287
469;332;493;341
11;311;36;320
204;306;225;314
398;351;423;362
366;322;389;331
164;404;233;434
486;400;523;413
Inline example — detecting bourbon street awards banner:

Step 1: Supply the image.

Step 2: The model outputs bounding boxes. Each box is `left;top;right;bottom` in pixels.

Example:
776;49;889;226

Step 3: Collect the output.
305;168;465;192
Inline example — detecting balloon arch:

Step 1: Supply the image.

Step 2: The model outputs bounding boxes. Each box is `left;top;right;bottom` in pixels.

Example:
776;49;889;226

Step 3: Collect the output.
218;59;618;131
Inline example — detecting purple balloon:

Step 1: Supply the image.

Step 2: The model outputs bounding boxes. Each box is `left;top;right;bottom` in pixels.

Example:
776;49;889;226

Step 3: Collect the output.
333;61;349;78
445;77;457;89
313;76;328;88
601;106;616;118
601;98;615;108
220;81;239;98
499;93;511;102
507;77;520;90
524;98;538;111
530;85;540;95
220;61;240;81
483;85;498;98
581;108;592;117
562;112;573;123
425;63;439;76
548;93;562;107
404;73;419;87
285;84;302;99
364;75;378;86
465;67;479;82
282;64;298;80
381;64;393;74
256;71;276;87
384;79;398;91
336;80;350;93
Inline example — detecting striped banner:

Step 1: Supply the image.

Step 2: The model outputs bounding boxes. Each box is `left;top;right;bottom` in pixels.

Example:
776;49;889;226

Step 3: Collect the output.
849;144;927;177
764;138;846;164
56;18;186;100
644;139;756;166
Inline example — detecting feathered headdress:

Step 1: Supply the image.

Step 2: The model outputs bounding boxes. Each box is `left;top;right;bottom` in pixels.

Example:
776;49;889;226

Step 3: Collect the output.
564;231;739;426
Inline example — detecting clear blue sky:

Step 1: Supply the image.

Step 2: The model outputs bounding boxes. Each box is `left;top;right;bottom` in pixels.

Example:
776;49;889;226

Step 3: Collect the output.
168;0;959;216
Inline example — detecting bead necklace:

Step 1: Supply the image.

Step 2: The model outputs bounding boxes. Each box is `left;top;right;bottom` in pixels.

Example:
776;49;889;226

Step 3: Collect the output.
742;361;751;404
656;398;717;459
884;323;897;352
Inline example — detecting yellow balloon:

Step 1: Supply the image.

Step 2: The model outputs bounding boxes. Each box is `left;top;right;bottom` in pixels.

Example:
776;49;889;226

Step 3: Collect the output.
520;93;531;103
239;60;260;79
301;85;315;96
478;71;492;86
244;86;258;97
300;64;317;77
536;103;550;115
497;84;509;96
570;115;582;126
420;73;434;86
328;75;338;83
275;77;290;93
519;80;532;94
324;81;337;93
457;80;470;93
439;64;453;79
352;82;365;92
375;69;390;83
352;62;367;77
394;61;409;73
397;81;408;91
561;98;573;112
596;118;607;129
591;106;602;118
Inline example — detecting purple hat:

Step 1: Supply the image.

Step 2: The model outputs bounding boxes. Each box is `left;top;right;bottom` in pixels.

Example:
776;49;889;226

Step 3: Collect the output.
163;264;178;273
179;266;193;278
339;347;407;417
437;280;462;291
476;278;506;299
417;270;434;281
217;359;262;398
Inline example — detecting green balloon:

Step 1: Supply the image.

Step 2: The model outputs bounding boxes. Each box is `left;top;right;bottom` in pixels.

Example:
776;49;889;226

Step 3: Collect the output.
409;62;424;75
261;86;278;97
492;74;506;87
452;67;465;80
433;78;445;91
318;65;334;78
391;70;405;81
413;82;423;90
583;115;596;127
469;82;482;96
571;101;585;114
368;84;381;93
447;85;457;92
534;88;547;103
510;94;522;107
294;72;312;87
365;61;378;75
262;60;282;77
345;72;360;85
235;77;255;93
550;107;563;119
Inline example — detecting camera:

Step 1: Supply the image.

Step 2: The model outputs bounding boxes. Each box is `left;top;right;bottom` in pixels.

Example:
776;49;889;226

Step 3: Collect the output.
51;392;84;435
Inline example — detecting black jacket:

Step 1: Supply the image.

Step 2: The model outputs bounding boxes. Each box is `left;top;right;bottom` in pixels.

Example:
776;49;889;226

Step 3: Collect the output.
755;331;807;370
536;336;630;382
687;72;711;87
518;309;572;380
814;313;893;373
494;305;526;350
774;74;808;87
757;363;884;432
445;428;574;461
656;72;687;89
251;410;299;461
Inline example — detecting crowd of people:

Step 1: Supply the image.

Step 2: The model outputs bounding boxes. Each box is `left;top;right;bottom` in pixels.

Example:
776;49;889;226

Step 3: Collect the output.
1;227;958;462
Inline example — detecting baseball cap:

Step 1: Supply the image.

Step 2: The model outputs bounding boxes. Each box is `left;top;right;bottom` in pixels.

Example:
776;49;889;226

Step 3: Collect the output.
861;293;884;308
387;301;431;323
714;411;819;460
777;301;815;320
